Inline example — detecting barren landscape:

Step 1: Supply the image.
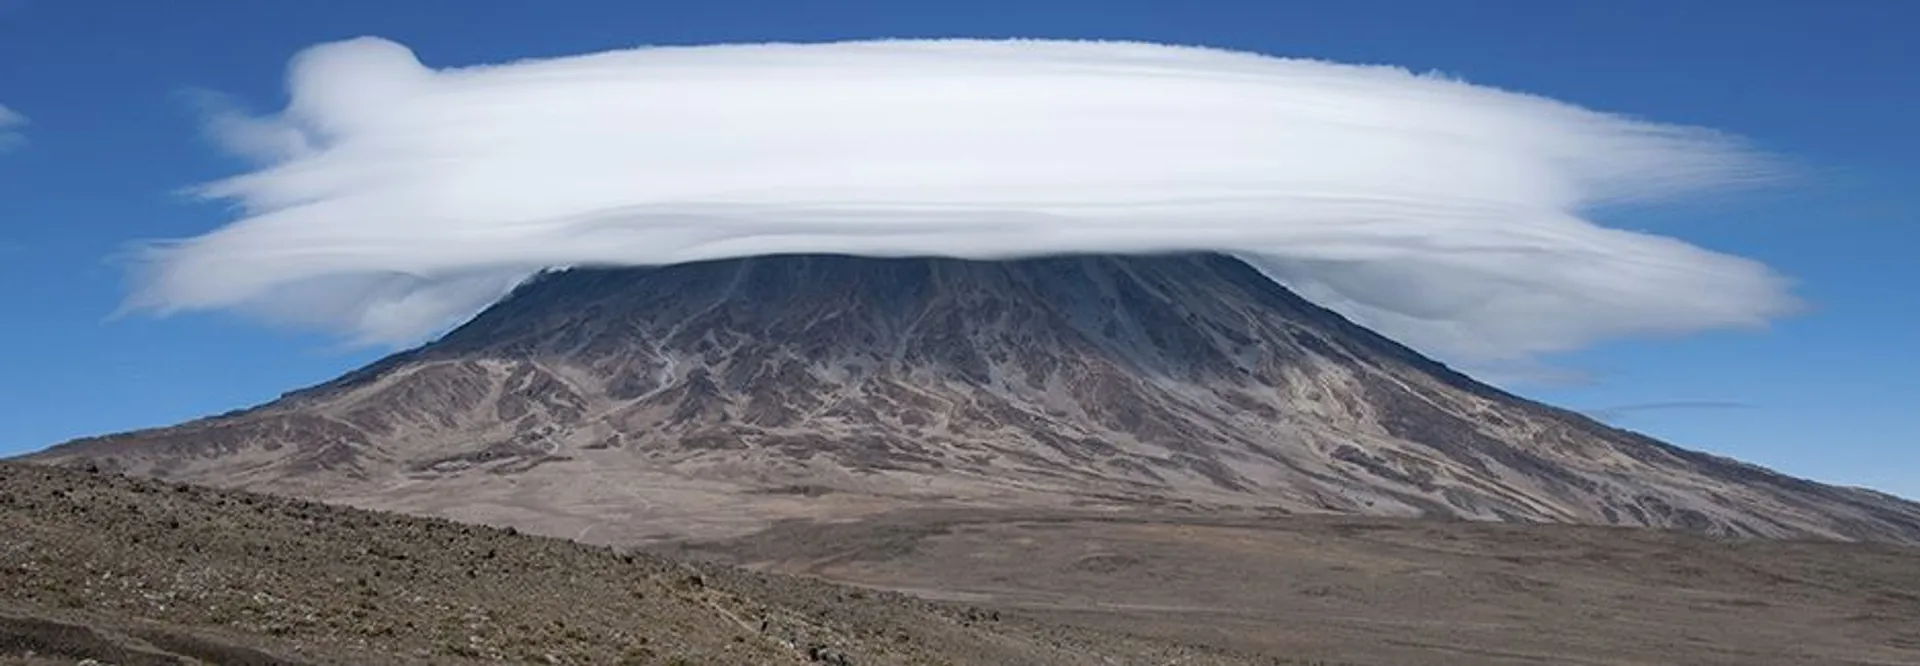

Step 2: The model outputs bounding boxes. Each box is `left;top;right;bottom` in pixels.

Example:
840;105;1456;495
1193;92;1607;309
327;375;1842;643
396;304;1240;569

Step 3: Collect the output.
8;460;1919;665
668;507;1920;665
16;253;1920;665
32;255;1920;547
0;462;1273;666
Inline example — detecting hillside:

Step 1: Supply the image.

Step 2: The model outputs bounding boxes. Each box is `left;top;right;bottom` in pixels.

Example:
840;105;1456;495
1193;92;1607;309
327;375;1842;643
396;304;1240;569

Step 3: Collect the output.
28;253;1920;545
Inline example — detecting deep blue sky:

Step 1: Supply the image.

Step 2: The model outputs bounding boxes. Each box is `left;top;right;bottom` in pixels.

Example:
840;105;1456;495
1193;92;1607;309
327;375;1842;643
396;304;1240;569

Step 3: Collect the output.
1;1;1914;497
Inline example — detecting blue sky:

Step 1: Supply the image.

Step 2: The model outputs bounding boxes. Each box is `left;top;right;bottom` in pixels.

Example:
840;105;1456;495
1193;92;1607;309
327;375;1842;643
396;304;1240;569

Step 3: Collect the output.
1;1;1914;498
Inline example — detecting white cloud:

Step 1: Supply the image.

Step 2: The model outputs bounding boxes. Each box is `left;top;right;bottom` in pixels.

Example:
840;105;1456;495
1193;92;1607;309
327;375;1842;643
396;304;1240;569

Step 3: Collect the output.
133;36;1796;365
0;104;25;151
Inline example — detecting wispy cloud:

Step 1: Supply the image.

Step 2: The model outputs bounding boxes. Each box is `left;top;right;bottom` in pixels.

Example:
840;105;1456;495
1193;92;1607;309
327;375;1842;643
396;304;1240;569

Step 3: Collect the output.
179;89;315;166
0;104;26;152
132;37;1797;363
1583;400;1755;423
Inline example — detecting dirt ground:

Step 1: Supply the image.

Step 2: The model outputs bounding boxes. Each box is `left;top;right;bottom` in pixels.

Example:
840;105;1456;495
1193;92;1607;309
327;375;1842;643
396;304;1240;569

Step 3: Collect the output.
663;508;1920;666
7;458;1919;665
0;462;1278;665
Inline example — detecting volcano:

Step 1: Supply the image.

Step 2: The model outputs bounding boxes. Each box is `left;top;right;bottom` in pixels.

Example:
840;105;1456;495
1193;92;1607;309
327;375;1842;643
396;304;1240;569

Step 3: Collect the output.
27;253;1920;543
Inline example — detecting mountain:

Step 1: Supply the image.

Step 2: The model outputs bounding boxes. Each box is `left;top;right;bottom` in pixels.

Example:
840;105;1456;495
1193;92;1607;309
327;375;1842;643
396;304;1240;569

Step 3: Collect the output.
24;253;1920;544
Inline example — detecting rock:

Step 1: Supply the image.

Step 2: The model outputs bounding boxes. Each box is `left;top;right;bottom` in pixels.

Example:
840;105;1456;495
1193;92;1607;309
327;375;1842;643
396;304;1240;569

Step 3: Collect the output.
808;644;852;665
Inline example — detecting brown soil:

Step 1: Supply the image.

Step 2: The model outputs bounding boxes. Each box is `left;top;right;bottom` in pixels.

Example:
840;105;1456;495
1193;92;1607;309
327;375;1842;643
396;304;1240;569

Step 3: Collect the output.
664;508;1920;666
0;462;1274;665
11;457;1919;665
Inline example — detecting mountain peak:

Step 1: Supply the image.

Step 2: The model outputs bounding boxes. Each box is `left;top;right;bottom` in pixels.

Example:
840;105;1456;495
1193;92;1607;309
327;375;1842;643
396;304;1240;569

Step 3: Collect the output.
28;253;1920;544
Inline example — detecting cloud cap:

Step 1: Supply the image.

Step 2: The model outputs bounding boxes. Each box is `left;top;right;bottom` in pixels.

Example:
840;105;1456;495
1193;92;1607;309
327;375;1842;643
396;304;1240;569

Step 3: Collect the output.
136;37;1796;364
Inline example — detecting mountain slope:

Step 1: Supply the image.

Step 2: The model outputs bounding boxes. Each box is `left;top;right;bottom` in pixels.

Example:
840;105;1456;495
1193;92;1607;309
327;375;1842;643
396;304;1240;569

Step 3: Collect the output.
27;253;1920;544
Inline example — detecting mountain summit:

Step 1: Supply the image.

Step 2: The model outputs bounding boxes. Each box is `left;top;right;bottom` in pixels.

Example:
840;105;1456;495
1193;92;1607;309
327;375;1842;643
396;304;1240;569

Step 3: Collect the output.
28;253;1920;543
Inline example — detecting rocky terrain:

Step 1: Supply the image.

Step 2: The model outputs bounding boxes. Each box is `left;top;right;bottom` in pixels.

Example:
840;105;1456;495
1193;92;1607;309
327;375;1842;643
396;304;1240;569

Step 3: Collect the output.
15;252;1920;665
26;253;1920;545
667;508;1920;665
0;461;1271;665
6;461;1916;665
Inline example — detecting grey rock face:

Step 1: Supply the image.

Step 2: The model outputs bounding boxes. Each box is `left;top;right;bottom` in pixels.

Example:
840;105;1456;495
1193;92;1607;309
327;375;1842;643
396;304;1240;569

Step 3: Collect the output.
28;253;1920;544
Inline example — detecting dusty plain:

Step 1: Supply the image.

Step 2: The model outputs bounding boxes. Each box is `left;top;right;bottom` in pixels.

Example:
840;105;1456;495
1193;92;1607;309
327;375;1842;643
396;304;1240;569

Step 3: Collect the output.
663;507;1920;666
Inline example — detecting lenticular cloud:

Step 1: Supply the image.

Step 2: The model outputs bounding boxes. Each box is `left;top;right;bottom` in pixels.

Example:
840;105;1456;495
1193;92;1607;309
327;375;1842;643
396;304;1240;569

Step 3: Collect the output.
137;36;1795;364
0;104;25;151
